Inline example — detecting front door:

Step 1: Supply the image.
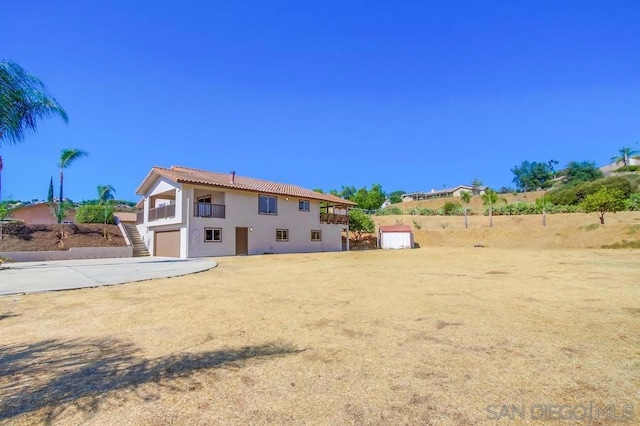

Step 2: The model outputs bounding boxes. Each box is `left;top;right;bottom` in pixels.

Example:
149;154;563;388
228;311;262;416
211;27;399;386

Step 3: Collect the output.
235;227;248;255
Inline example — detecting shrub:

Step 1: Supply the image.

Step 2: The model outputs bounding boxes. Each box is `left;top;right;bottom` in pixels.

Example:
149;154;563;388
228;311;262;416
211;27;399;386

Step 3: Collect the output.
442;201;463;216
624;193;640;211
375;206;403;216
547;176;638;205
76;204;115;224
615;165;640;172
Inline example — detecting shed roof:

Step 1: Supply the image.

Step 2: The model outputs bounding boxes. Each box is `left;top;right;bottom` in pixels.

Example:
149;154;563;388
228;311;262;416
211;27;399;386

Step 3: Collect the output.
379;225;412;233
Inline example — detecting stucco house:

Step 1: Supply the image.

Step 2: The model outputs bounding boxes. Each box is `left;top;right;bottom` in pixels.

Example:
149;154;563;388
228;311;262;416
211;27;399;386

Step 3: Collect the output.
135;166;356;258
8;202;75;224
402;184;486;202
378;225;414;250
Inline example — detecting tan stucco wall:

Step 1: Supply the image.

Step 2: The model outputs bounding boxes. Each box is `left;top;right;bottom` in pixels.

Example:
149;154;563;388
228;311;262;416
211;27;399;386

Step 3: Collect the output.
9;204;75;224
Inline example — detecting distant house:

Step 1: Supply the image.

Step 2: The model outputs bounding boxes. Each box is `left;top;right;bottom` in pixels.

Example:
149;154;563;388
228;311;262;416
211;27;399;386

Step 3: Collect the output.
378;225;414;250
8;202;75;224
600;157;640;176
402;185;486;202
135;166;356;258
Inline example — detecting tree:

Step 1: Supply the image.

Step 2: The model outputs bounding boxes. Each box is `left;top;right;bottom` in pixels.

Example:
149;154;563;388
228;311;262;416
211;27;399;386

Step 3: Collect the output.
348;184;386;211
0;60;68;202
97;184;116;205
581;187;626;224
562;161;603;185
47;177;54;203
97;184;116;238
460;190;471;229
348;209;375;245
58;148;88;222
611;146;639;168
511;160;557;191
481;189;505;227
388;190;406;204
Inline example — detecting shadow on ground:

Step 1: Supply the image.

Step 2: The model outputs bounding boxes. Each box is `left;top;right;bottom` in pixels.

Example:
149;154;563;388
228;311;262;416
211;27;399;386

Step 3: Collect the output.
0;338;303;422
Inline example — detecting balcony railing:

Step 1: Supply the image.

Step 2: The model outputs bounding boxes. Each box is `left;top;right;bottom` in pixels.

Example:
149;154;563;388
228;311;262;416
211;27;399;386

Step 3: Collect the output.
194;203;225;218
320;213;349;225
148;204;176;221
136;211;144;224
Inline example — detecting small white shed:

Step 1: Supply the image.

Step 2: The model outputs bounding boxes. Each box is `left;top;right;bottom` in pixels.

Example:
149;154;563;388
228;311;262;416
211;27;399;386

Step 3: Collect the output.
378;225;414;250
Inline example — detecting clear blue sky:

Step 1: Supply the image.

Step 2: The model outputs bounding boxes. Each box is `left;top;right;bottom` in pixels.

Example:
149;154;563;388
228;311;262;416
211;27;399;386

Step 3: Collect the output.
3;1;640;202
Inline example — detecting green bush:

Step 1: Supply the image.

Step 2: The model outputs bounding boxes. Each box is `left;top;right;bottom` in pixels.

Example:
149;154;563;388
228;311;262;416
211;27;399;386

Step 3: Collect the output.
375;206;404;215
547;176;638;206
76;204;115;224
624;193;640;211
615;165;640;172
442;201;463;216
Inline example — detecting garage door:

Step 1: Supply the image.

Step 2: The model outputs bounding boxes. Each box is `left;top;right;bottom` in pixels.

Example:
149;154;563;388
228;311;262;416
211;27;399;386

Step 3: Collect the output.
155;230;180;257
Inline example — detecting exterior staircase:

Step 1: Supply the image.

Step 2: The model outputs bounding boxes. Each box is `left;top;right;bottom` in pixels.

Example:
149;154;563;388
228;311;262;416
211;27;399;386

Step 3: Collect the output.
122;223;150;257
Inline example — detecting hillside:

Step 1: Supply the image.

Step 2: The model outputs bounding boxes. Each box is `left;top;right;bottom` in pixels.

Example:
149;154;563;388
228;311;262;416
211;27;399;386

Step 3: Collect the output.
371;211;640;249
0;224;126;252
395;190;546;213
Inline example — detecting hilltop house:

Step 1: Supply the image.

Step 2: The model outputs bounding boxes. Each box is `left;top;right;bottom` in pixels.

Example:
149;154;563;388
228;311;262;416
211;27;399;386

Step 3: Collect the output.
401;184;486;202
135;166;356;258
8;202;75;224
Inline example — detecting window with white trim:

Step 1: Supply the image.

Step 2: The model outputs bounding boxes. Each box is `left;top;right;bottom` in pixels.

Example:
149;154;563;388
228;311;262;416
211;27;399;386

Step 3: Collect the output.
311;230;321;241
276;229;289;242
299;199;310;212
204;228;222;242
259;195;277;215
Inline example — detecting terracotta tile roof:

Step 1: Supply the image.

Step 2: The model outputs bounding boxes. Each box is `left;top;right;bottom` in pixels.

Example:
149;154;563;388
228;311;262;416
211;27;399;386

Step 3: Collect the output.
379;225;412;233
136;165;356;206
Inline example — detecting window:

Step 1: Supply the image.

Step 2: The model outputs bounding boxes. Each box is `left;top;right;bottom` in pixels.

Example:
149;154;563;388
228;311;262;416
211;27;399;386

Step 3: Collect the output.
299;199;310;212
276;229;289;242
204;228;222;242
311;230;321;241
259;195;277;215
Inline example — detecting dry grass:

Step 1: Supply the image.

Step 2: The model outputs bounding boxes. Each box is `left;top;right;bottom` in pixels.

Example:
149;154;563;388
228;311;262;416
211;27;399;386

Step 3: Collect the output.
1;238;639;424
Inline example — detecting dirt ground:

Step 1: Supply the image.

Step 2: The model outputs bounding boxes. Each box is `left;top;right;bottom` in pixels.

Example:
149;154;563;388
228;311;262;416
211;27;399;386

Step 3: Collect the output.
0;224;126;252
1;226;638;424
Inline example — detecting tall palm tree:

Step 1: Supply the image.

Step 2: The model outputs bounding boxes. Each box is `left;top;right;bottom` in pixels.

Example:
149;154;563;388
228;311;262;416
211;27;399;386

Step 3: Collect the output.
481;189;506;228
97;184;116;205
0;60;68;202
611;146;639;167
58;148;88;222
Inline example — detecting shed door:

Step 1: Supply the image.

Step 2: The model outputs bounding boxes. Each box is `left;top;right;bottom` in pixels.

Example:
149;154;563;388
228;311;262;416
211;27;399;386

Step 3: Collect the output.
155;230;180;257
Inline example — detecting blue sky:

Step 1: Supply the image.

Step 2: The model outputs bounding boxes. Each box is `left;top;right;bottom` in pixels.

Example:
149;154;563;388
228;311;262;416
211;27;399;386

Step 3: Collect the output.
2;1;640;202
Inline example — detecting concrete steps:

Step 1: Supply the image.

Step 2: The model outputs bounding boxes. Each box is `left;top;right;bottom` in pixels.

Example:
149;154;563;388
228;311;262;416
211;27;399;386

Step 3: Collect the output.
122;223;150;257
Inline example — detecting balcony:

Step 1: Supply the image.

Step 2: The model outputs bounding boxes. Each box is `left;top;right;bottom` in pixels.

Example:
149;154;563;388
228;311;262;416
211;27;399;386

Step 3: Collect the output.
320;213;349;225
148;204;176;221
194;202;225;219
136;211;144;224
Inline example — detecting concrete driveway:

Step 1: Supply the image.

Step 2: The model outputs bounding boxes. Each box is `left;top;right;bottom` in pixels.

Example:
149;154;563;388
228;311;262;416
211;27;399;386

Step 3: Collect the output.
0;257;217;296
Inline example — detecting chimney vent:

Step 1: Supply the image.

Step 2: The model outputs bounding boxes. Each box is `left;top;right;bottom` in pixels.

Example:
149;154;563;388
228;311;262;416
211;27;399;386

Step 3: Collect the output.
230;171;236;183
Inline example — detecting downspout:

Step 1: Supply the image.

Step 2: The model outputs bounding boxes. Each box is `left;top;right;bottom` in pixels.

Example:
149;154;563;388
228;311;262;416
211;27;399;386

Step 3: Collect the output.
185;187;190;259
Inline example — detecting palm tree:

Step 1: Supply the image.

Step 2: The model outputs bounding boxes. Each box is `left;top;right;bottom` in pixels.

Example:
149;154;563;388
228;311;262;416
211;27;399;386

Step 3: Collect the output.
97;185;116;237
611;146;639;167
460;190;471;229
58;148;88;222
97;184;116;205
481;189;506;228
0;60;68;202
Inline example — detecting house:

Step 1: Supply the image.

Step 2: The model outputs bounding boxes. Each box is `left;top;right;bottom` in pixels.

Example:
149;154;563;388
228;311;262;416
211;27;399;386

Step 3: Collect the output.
402;185;486;202
378;225;414;249
135;166;357;258
8;202;75;224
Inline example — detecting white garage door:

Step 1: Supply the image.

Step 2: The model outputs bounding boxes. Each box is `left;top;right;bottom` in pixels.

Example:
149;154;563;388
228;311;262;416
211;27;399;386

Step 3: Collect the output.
155;230;180;257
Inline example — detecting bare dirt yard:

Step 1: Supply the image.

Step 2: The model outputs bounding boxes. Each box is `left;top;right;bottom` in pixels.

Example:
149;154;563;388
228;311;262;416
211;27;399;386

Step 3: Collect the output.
1;210;639;425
